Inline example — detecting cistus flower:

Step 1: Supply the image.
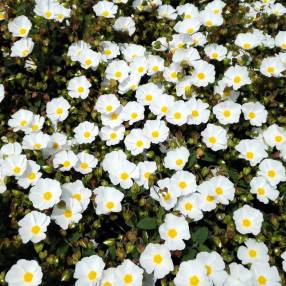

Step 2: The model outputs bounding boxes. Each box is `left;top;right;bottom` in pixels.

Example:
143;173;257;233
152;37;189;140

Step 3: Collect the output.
8;15;32;37
5;259;43;286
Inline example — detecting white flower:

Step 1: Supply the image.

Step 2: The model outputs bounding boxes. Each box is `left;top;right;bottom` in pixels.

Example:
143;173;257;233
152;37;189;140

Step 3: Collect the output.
282;251;286;272
213;100;241;125
101;108;124;127
147;55;164;75
163;63;182;83
170;170;197;197
53;150;78;171
67;75;91;99
163;146;190;171
115;259;143;286
78;48;101;70
260;56;285;77
18;211;50;243
0;171;7;194
191;60;216;87
174;19;201;35
196;251;228;286
8;109;34;132
200;9;223;27
1;154;27;177
176;3;199;19
150;178;178;210
0;142;22;158
235;32;261;49
201;124;228;151
224;263;253;286
113;16;136;36
257;158;286;186
29;178;62;210
95;94;121;115
124;129;151;155
250;176;279;204
186;97;210;125
175;194;204;221
130;56;148;77
135;83;163;106
121;43;146;62
68;41;91;62
157;4;177;20
101;41;120;61
143;120;169;144
250;262;281;286
174;260;211;286
0;84;4;103
46;97;71;123
197;187;217;212
22;132;50;151
11;37;34;57
27;114;45;134
139;243;174;279
99;125;125;146
74;121;99;144
17;160;42;189
8;15;32;37
122;101;145;124
51;198;82;230
135;161;157;189
159;213;190;250
233;204;263;235
149;94;174;118
100;268;117;286
62;180;91;211
204;44;227;61
241;102;268;126
5;259;43;286
166;100;189;126
263;124;286;149
199;175;235;205
105;60;130;82
74;255;105;286
101;150;127;172
34;0;59;19
94;186;124;215
235;139;268;166
74;151;98;174
237;238;269;265
93;0;118;18
224;65;251;90
275;31;286;49
44;132;67;156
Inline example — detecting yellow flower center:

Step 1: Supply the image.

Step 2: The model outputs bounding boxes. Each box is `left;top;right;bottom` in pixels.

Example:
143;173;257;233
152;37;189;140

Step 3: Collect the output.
43;191;52;201
31;225;41;234
103;282;112;286
102;10;110;17
191;110;199;118
33;143;42;150
20;120;28;127
136;140;143;147
88;271;97;281
163;192;171;201
151;131;159;138
84;131;91;138
63;161;71;168
205;20;213;26
176;159;183;166
275;135;283;143
249;249;257;258
167;228;177;238
208;136;217;144
72;193;82;201
268;169;276;178
131;112;138;119
161;106;168;113
22;49;29;57
257;187;265;196
104;49;112;55
56;107;63;115
145;94;153;101
242;43;251;49
144;172;151;179
106;201;115;210
114;71;122;78
120;172;129;180
185;202;193;211
23;272;33;282
80;162;89;170
106;105;113;112
246;151;254;159
44;11;52;18
257;276;267;285
189;275;200;286
233;75;242;84
152;65;159;72
206;195;215;202
197;72;205;80
153;254;163;264
267;66;275;74
174;112;182;120
110;132;117;139
64;209;72;218
85;59;92;66
19;27;27;36
77;86;85;93
13;166;22;174
171;71;177;78
211;52;218;59
31;124;39;131
187;28;194;34
223;110;231;117
179;181;187;189
215;187;223;195
28;172;36;180
124;274;133;284
281;43;286;49
111;113;118;120
248;111;256;119
138;66;144;73
205;265;212;276
242;218;251;227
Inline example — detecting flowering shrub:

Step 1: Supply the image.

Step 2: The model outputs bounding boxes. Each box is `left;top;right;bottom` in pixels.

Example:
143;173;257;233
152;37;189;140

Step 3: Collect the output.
1;0;286;285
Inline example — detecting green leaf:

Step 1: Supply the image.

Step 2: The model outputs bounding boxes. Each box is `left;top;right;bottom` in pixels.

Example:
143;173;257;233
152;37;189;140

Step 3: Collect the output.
137;217;157;230
193;227;209;245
